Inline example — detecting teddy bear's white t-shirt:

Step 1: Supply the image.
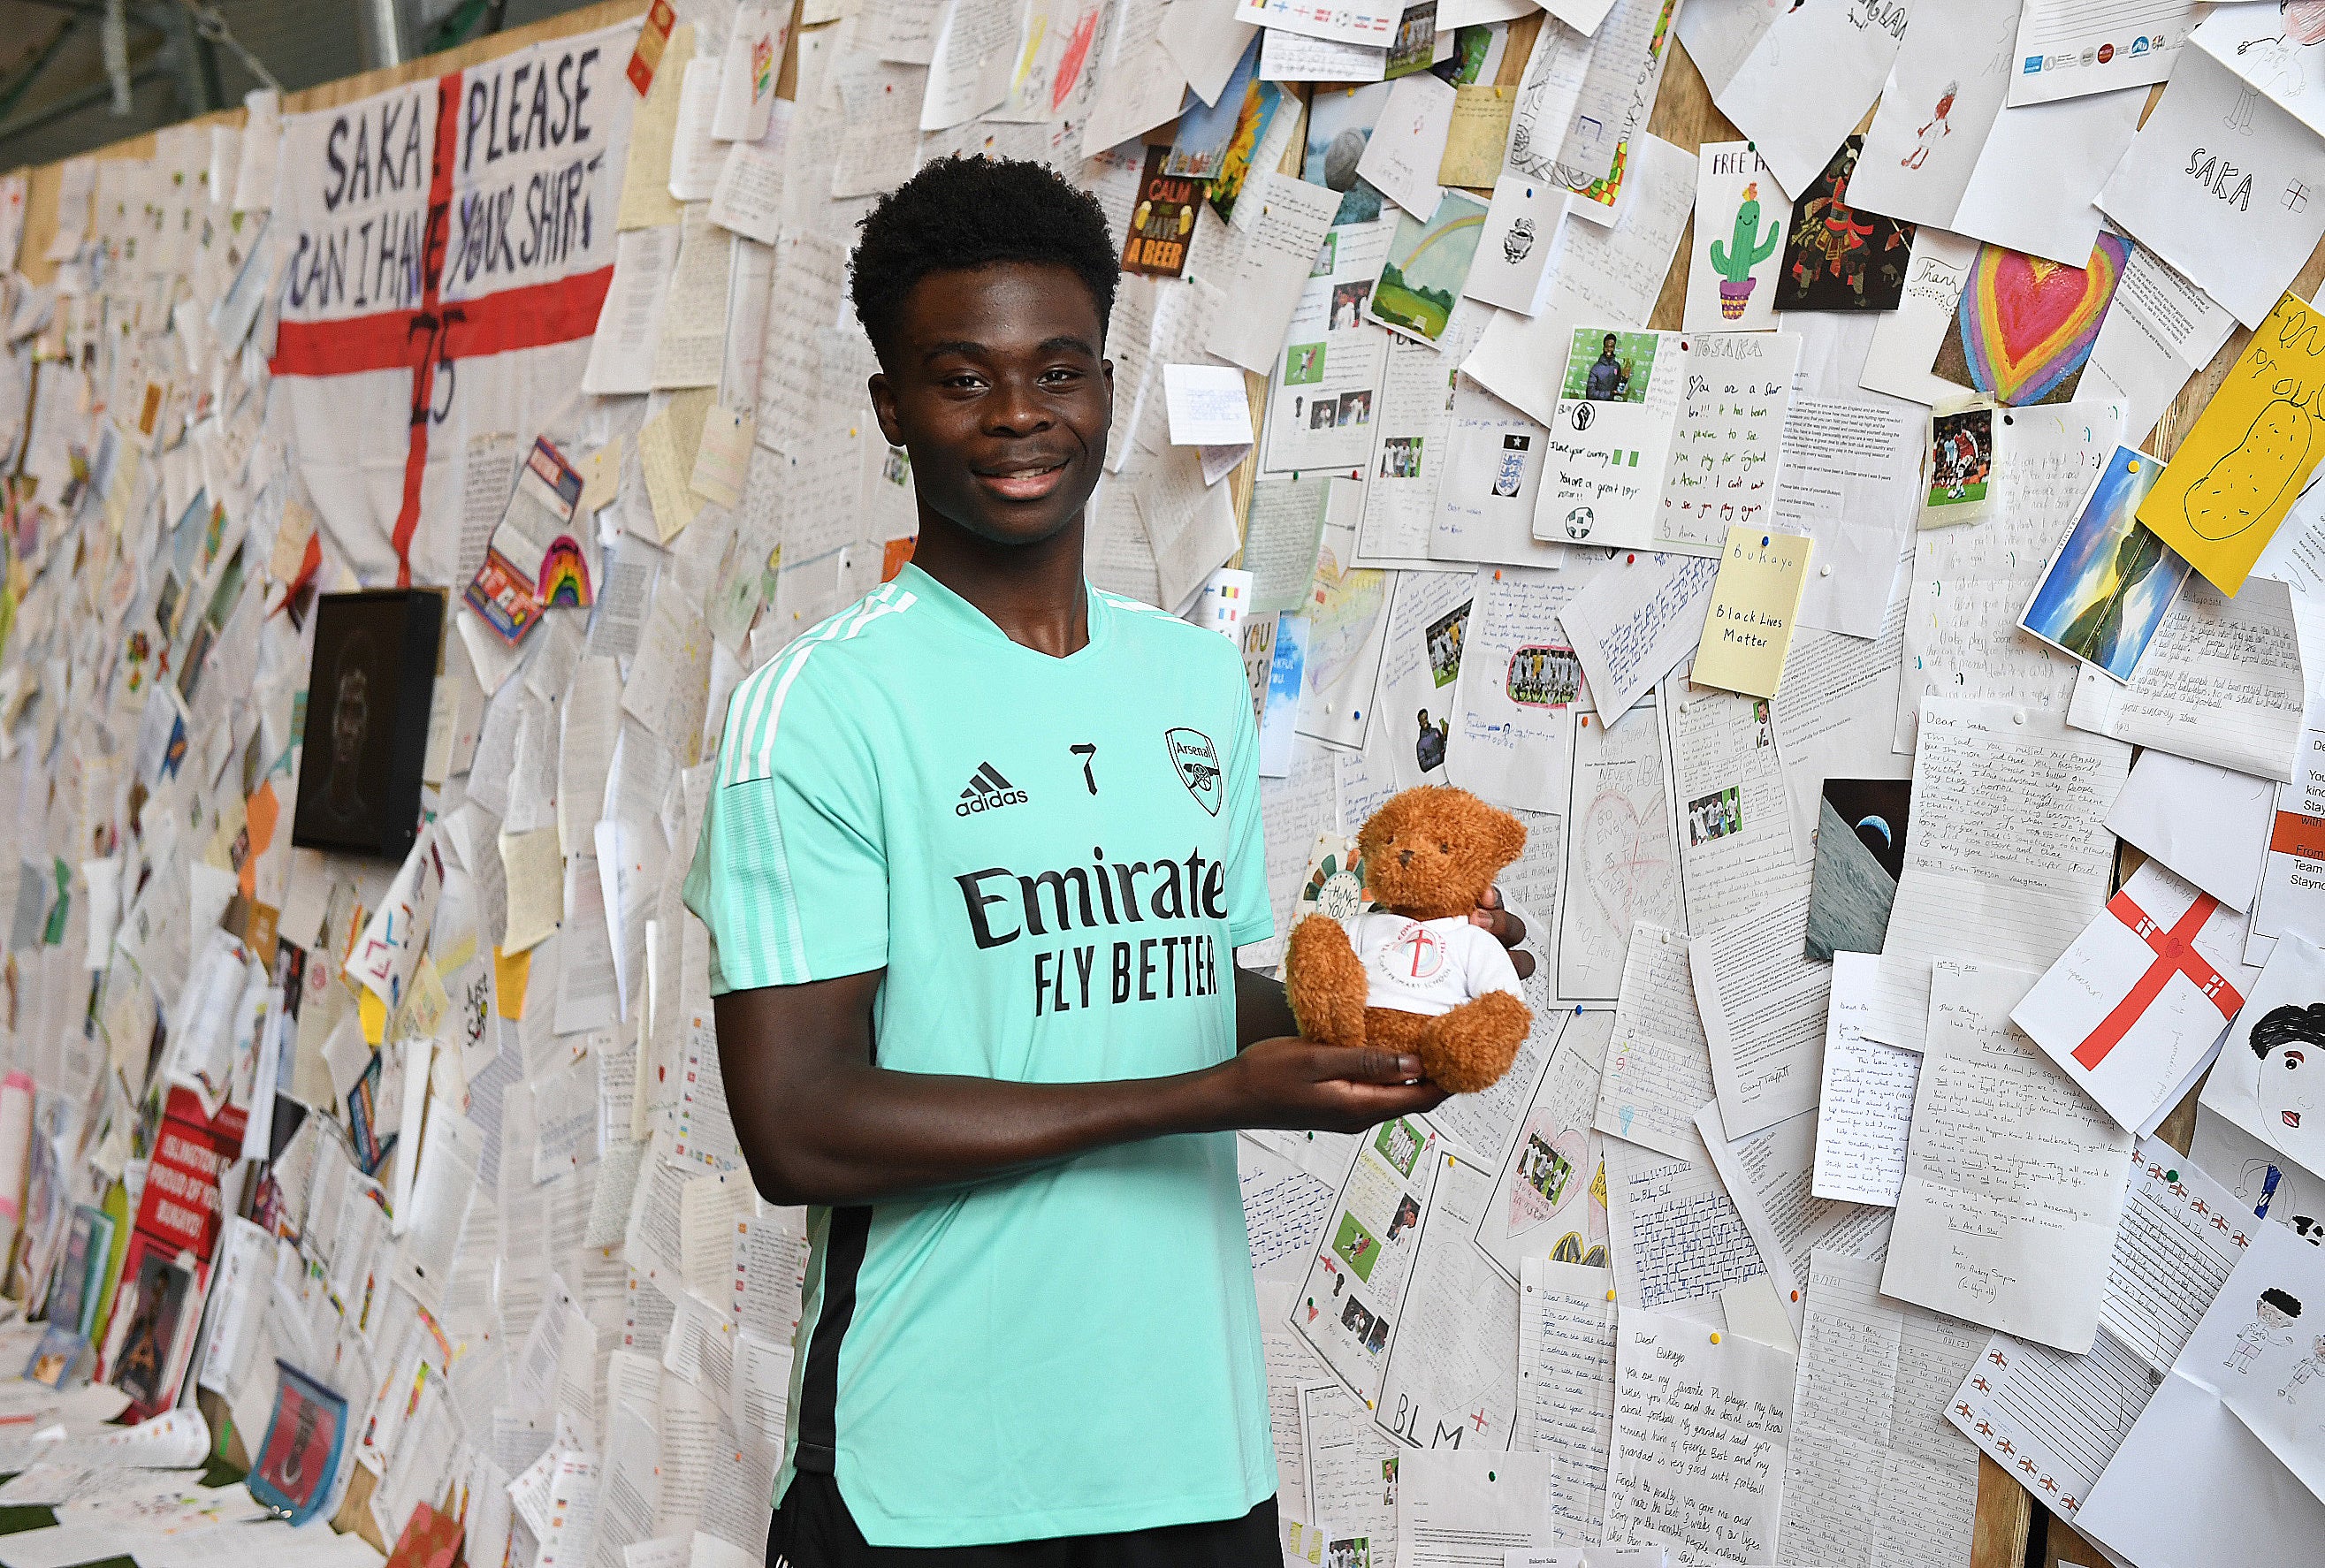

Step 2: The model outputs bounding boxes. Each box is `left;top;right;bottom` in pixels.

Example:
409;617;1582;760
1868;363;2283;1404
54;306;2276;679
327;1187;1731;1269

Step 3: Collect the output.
1350;910;1525;1016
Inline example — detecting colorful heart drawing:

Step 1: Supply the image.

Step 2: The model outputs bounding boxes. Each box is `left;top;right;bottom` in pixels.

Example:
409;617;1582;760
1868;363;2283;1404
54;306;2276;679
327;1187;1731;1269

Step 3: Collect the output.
1952;233;2132;406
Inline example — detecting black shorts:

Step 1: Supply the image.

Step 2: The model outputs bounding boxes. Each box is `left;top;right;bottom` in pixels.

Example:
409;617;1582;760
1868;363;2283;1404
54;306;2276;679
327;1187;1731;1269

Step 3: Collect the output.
767;1472;1281;1568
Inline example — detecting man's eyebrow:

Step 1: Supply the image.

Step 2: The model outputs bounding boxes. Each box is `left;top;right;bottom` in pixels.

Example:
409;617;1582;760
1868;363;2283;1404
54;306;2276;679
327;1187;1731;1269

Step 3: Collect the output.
921;334;1099;362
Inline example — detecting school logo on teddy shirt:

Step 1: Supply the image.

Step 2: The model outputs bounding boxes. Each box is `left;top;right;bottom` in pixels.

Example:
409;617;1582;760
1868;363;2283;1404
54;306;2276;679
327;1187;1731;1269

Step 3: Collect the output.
1380;919;1449;987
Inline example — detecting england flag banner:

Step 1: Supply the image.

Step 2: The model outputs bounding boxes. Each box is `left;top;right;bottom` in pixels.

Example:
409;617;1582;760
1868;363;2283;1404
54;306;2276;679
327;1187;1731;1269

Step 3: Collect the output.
271;19;637;586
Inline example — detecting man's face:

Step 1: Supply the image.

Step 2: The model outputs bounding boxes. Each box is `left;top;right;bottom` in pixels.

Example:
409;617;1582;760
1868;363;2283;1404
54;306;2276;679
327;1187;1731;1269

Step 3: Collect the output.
869;261;1112;549
1601;335;1617;355
2260;1299;2296;1330
2261;1039;2318;1137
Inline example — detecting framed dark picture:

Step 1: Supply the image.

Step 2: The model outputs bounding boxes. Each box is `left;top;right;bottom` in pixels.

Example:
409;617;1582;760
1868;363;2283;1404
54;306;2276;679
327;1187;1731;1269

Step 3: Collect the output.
291;590;443;860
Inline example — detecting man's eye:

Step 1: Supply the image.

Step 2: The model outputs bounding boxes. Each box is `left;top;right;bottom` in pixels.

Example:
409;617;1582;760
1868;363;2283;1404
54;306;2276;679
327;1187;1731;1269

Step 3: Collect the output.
2290;1052;2306;1069
1040;368;1080;384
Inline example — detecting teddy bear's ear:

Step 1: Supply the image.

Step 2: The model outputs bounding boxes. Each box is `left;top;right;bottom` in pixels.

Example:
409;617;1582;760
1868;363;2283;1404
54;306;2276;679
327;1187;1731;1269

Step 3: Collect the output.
1491;807;1527;865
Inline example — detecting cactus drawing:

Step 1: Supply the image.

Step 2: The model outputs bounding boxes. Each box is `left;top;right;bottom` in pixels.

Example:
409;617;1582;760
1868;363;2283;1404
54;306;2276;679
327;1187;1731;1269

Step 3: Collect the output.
1710;182;1781;320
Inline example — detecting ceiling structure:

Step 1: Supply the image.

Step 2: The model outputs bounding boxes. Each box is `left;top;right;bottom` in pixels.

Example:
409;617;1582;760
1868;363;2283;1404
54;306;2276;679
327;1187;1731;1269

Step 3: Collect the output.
0;0;600;172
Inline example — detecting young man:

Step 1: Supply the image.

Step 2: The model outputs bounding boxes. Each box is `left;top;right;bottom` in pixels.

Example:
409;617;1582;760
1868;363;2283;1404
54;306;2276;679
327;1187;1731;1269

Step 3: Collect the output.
1584;331;1629;400
684;157;1530;1566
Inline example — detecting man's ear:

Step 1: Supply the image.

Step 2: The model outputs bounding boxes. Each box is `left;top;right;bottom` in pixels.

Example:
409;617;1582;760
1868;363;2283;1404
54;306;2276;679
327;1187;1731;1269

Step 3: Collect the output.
869;370;905;449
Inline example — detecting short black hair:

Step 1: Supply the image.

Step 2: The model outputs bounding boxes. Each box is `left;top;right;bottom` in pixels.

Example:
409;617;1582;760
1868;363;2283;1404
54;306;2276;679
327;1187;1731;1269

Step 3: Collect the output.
2253;1002;2325;1057
2264;1287;2304;1317
850;156;1120;365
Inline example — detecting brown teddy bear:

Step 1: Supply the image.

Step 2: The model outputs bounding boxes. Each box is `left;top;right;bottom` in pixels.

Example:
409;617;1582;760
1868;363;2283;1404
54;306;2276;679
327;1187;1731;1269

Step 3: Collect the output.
1284;785;1534;1094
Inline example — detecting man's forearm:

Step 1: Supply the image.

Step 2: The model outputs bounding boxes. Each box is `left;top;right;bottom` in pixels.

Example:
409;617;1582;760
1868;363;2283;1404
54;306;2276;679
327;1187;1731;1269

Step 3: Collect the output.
743;1056;1236;1206
715;974;1439;1210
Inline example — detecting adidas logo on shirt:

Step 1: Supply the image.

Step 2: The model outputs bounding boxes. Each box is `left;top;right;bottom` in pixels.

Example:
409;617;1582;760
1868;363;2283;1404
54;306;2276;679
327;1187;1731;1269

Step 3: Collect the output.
957;762;1029;817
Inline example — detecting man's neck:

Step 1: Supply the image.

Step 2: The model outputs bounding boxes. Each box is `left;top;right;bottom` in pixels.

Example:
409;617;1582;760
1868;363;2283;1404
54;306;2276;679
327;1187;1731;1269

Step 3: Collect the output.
909;511;1092;658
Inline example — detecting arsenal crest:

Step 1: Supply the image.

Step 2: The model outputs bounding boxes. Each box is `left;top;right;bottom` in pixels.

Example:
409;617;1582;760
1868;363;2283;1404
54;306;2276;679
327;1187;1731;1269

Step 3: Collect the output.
1165;727;1223;816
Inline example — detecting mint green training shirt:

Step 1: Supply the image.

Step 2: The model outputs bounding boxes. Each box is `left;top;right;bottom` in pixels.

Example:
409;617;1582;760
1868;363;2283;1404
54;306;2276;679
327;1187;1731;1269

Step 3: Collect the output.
682;562;1277;1548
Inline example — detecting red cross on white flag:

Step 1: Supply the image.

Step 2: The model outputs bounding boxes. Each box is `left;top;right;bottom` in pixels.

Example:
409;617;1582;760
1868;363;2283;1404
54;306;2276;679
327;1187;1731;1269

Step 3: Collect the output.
270;21;638;589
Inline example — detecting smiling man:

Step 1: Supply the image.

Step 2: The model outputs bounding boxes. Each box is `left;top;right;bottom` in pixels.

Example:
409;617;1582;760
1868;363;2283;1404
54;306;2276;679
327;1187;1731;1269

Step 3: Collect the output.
685;156;1528;1567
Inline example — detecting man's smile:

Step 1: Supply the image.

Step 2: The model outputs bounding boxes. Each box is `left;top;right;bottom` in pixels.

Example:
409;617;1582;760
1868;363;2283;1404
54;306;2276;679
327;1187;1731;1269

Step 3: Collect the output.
974;456;1073;500
2288;1110;2304;1129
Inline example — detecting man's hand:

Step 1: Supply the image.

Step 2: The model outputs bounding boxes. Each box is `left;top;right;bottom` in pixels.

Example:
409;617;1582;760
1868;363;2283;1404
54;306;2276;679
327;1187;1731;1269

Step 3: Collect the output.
1469;884;1536;981
1208;1036;1448;1134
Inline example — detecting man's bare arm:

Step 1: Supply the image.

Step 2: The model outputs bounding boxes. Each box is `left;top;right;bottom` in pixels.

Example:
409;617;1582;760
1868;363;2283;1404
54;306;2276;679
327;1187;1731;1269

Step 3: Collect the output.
715;970;1446;1207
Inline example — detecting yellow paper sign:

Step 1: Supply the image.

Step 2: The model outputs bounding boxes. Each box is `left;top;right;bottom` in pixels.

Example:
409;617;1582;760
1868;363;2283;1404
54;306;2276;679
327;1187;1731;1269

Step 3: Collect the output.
494;946;531;1021
357;988;388;1046
1693;528;1812;699
2137;292;2325;594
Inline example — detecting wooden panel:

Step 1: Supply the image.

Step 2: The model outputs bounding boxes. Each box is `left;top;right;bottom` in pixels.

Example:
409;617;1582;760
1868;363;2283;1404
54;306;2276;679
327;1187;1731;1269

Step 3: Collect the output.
1973;1453;2036;1568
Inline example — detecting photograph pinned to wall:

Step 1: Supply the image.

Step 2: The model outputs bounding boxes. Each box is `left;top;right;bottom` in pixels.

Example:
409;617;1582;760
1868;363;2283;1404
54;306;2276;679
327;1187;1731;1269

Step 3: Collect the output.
1684;141;1786;331
1560;327;1660;404
1932;232;2132;407
1166;36;1272;179
1384;1;1437;79
1506;643;1581;709
2021;444;2191;682
1366;188;1488;347
1804;777;1914;963
1304;82;1394;224
1122;145;1201;278
1775;135;1915;311
1205;69;1288;222
1922;404;1995;526
109;1249;193;1409
1413;596;1470;778
289;590;443;862
247;1359;352;1525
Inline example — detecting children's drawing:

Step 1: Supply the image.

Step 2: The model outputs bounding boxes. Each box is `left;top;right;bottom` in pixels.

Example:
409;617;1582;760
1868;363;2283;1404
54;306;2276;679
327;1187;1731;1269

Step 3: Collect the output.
1707;182;1780;320
2226;1286;2303;1372
1776;135;1915;310
1901;80;1956;170
2279;1332;2325;1399
1557;704;1683;1001
2184;390;2320;540
2251;1002;2325;1158
1933;234;2131;407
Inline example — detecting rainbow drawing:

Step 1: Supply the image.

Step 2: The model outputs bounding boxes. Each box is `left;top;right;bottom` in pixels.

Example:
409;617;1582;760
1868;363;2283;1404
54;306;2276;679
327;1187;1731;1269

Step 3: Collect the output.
537;537;593;609
1955;232;2129;407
